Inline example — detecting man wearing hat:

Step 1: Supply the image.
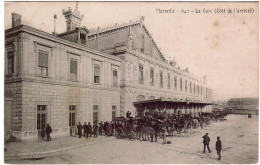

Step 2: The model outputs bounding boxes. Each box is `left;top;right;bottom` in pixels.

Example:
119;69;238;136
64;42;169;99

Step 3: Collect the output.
215;136;222;160
202;133;211;153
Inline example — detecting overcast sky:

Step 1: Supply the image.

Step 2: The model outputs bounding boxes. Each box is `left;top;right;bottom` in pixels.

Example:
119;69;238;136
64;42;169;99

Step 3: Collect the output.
4;2;259;101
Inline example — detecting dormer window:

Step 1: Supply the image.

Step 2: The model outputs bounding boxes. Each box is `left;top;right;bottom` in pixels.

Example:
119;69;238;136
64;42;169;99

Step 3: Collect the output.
80;33;86;44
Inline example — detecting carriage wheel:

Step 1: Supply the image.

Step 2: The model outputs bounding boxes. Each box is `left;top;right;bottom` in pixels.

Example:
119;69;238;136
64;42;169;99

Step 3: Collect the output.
129;131;136;141
116;128;124;139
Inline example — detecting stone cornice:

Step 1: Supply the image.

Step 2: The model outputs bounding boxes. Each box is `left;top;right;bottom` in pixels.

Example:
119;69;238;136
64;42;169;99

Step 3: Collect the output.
5;25;121;62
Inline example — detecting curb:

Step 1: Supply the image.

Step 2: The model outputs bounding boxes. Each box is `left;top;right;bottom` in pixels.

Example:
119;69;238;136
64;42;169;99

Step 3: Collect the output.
5;137;115;161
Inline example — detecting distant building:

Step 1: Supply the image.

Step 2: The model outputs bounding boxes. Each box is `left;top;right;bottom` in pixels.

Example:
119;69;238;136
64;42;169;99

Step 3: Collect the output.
227;98;259;115
5;3;213;140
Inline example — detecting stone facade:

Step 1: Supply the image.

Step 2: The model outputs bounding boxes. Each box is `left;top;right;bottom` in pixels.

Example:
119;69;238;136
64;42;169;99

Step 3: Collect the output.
5;5;213;140
5;25;121;140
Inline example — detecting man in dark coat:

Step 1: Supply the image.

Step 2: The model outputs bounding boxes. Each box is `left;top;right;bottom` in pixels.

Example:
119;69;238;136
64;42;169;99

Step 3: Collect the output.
83;122;87;137
104;121;108;137
93;122;98;138
77;122;83;138
46;124;52;141
99;122;103;136
87;122;92;137
215;136;222;160
202;133;211;153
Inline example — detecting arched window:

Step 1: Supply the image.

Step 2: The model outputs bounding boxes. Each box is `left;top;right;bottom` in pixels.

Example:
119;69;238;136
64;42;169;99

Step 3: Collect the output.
136;95;145;101
149;96;155;100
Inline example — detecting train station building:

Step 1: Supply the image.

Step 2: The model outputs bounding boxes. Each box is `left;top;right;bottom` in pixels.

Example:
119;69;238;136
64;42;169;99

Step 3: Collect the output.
4;4;213;140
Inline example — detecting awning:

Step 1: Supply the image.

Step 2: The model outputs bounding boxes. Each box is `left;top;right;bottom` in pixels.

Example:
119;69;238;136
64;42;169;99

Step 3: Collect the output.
133;98;214;106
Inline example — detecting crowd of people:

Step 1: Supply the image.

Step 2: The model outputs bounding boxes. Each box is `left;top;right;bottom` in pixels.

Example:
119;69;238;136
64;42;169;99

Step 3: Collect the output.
75;121;116;138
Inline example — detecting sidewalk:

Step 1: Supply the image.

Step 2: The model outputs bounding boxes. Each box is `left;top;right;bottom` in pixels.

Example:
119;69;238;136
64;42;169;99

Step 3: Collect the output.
4;135;115;161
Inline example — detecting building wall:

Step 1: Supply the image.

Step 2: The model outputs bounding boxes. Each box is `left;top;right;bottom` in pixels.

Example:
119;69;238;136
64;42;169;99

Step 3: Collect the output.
16;81;120;140
5;26;121;140
119;51;208;115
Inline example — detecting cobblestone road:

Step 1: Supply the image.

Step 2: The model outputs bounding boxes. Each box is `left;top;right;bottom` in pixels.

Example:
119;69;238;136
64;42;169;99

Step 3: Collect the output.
6;115;258;164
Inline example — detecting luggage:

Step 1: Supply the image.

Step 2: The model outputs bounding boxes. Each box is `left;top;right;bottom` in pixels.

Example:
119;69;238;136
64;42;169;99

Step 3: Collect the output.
167;141;172;144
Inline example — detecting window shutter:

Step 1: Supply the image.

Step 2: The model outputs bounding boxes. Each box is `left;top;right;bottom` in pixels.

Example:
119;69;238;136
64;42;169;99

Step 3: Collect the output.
38;51;48;67
94;65;100;76
70;59;78;75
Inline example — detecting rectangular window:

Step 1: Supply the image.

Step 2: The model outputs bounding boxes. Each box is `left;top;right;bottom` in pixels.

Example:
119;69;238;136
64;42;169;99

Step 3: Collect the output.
69;105;76;127
174;76;177;90
38;50;48;76
94;64;100;84
70;59;78;81
190;82;192;93
159;71;163;88
7;51;14;75
180;78;183;91
139;64;144;84
197;85;200;95
194;84;196;94
93;105;99;123
80;33;86;45
150;68;154;86
201;86;203;95
37;105;47;130
112;105;117;120
167;73;170;89
185;80;187;92
113;70;118;87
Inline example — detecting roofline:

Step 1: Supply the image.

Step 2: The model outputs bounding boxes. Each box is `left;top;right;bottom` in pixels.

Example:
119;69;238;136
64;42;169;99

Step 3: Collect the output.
5;25;121;62
87;20;166;61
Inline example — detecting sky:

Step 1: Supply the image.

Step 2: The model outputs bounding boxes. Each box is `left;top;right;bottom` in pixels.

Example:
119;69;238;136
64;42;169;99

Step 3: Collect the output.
4;1;259;101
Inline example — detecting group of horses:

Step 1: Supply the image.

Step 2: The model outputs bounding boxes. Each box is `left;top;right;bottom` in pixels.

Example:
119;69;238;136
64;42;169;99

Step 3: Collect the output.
120;111;230;142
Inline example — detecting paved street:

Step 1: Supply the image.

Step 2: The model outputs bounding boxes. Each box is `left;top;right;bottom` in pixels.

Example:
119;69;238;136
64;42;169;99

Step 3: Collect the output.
6;115;258;164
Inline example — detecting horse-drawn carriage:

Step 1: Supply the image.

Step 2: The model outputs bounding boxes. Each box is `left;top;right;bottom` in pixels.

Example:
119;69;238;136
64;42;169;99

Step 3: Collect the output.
113;117;136;140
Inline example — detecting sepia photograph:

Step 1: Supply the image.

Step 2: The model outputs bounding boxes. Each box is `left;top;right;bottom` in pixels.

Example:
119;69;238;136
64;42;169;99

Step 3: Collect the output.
3;1;259;164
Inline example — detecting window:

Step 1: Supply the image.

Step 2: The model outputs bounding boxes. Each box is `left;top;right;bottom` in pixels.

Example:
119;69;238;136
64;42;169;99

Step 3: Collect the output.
112;105;117;120
180;78;183;91
38;50;48;76
194;83;196;94
190;82;192;93
174;76;177;90
70;59;78;81
139;64;144;84
141;35;145;53
167;73;171;89
113;70;118;87
197;85;200;95
94;64;100;84
185;80;187;92
150;68;154;85
80;33;86;44
201;86;203;95
37;105;47;130
69;105;77;127
7;51;14;75
93;105;99;123
159;71;163;88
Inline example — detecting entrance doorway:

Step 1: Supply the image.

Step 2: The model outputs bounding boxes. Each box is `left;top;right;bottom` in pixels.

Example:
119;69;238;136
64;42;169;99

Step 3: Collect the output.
37;105;47;138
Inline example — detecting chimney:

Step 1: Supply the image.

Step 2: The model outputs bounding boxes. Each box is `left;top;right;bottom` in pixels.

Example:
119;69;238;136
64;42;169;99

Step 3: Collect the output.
12;12;22;27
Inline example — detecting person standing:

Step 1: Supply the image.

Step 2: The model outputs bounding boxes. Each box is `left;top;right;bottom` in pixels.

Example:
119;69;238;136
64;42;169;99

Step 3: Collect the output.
87;122;93;137
162;124;167;144
215;136;222;160
93;122;98;138
46;124;52;141
99;122;103;136
83;122;87;137
202;133;211;153
104;121;108;137
77;122;83;138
